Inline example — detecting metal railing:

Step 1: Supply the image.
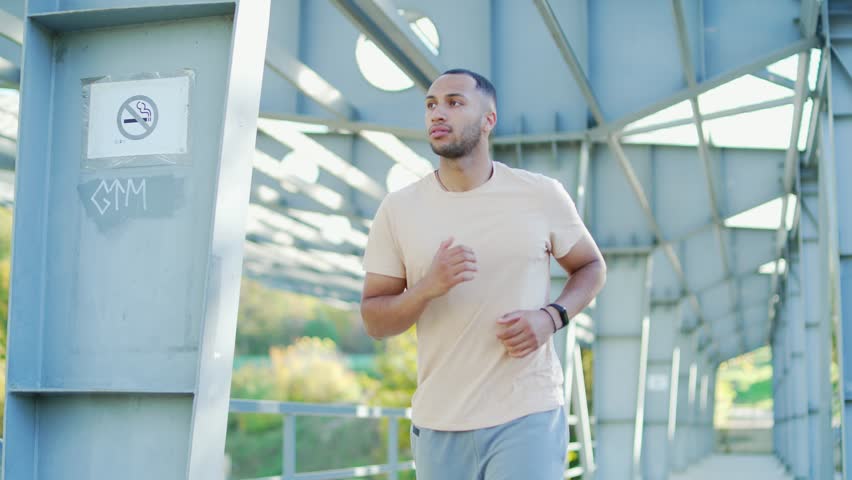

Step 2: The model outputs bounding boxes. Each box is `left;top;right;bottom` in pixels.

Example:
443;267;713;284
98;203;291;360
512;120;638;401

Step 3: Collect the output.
229;399;414;480
229;323;596;480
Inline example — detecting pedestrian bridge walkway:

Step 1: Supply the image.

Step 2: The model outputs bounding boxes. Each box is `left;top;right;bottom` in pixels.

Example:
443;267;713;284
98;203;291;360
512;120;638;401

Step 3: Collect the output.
671;455;791;480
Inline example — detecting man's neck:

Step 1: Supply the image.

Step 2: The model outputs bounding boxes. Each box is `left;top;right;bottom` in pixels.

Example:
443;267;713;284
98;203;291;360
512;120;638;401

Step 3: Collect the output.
436;149;493;192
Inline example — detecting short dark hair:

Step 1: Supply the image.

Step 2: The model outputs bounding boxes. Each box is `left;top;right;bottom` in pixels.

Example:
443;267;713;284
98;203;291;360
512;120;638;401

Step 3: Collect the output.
441;68;497;107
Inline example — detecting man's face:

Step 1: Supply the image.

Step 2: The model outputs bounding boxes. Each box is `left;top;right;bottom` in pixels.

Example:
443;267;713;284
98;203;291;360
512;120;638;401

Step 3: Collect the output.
425;74;494;158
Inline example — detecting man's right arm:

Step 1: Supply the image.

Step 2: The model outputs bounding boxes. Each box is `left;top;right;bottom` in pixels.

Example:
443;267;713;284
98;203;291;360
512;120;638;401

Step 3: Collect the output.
361;238;477;339
360;273;432;339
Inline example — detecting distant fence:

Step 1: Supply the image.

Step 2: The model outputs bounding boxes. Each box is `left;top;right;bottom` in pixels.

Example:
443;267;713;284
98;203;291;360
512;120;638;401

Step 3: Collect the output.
229;399;414;480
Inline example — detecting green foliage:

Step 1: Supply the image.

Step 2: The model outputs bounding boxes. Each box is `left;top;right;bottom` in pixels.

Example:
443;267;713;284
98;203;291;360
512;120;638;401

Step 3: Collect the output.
228;337;386;479
364;328;417;408
715;346;774;426
235;278;375;355
0;207;12;435
231;337;365;404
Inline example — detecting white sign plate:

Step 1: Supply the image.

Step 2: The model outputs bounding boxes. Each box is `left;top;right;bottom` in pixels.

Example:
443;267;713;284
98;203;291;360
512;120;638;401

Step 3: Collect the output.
86;76;190;160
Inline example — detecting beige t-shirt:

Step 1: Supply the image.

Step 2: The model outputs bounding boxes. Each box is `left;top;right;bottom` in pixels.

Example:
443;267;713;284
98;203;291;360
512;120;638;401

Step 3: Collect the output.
363;161;587;430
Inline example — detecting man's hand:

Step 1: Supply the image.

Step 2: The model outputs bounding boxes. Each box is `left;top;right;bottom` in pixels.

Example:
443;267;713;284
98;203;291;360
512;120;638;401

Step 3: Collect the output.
419;237;477;299
496;309;554;358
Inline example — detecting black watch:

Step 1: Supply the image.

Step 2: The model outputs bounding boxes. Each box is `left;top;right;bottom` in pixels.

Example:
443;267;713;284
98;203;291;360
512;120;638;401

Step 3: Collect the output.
548;303;570;329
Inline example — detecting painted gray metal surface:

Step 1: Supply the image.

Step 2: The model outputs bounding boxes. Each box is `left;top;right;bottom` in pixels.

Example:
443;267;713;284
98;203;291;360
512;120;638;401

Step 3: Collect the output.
786;256;810;479
671;313;695;473
796;163;835;480
594;253;651;480
642;301;680;480
0;0;843;476
825;3;852;477
3;1;269;478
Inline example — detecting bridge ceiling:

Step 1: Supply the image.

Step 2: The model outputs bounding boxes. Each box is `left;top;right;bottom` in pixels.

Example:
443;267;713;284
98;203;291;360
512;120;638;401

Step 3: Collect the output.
0;0;821;360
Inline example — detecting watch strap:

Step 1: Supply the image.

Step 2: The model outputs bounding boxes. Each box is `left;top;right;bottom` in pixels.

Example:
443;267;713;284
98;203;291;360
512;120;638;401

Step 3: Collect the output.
547;303;570;328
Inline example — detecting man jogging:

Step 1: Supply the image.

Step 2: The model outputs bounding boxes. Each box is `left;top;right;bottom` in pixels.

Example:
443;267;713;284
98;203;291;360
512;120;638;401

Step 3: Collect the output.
361;68;606;479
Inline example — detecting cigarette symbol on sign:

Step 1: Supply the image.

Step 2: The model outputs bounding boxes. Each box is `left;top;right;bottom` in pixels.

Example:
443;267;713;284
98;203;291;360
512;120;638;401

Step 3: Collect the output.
117;95;159;140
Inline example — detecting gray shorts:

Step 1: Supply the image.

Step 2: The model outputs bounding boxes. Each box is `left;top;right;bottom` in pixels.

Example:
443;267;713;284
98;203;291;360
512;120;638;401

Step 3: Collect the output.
410;407;567;480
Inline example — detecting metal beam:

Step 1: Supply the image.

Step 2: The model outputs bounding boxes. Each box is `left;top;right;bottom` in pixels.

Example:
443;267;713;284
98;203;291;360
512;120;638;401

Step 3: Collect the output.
606;37;819;135
532;0;605;125
531;0;707;335
671;0;743;353
264;42;357;120
473;38;817;148
258;111;424;140
0;9;22;46
769;50;813;321
621;95;795;137
805;46;830;167
752;68;797;90
329;0;442;91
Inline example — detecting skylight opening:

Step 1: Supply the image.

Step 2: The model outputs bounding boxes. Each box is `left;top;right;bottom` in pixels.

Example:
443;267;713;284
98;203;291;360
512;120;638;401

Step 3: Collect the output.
724;194;796;230
765;54;798;82
758;258;786;275
623;100;694;132
621;123;698;147
355;11;440;92
698;75;792;116
702;104;793;150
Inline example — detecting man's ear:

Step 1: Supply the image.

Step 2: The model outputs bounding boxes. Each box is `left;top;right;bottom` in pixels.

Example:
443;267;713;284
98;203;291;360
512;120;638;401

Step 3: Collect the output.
482;110;497;135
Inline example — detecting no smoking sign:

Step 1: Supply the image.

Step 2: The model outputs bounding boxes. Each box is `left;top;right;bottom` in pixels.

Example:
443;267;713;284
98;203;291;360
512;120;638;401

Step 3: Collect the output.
117;95;159;140
85;75;190;162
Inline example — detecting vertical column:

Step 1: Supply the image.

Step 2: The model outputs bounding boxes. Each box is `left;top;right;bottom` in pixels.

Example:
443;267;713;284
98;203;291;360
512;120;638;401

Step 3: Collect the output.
705;367;718;457
787;253;811;479
641;301;680;480
824;10;852;478
771;328;783;462
781;286;797;473
670;316;696;472
2;3;270;479
800;165;835;480
688;355;706;464
594;253;653;480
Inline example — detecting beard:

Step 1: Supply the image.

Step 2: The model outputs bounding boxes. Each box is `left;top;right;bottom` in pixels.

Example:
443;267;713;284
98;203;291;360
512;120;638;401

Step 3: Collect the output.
430;121;482;158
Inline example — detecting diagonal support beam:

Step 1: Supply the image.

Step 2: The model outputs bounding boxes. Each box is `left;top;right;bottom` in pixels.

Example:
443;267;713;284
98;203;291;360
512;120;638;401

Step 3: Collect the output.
531;0;605;126
329;0;442;90
603;37;820;135
0;9;23;46
769;50;814;323
752;68;797;90
265;42;356;120
671;0;743;352
532;0;707;334
621;95;795;137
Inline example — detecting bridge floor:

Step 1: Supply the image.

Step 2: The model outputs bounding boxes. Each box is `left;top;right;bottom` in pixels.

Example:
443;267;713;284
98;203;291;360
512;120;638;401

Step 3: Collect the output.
670;454;791;480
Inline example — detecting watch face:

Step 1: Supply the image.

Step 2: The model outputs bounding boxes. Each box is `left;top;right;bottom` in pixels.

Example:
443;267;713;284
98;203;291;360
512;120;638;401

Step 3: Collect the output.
550;303;568;326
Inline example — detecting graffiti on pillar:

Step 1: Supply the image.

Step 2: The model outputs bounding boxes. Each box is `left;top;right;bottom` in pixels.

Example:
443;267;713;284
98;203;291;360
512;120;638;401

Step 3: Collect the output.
78;174;186;231
90;178;147;215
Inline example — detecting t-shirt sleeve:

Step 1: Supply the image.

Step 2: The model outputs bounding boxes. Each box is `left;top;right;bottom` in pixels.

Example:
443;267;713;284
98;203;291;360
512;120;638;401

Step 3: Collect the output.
545;178;589;259
362;196;406;279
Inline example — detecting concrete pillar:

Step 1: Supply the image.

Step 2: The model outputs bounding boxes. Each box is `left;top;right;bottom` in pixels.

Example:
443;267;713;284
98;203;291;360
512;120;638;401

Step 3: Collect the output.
771;330;782;461
705;367;717;456
641;301;680;479
823;11;852;478
2;2;270;479
687;354;703;465
671;324;697;472
786;255;810;479
800;165;835;480
594;252;653;480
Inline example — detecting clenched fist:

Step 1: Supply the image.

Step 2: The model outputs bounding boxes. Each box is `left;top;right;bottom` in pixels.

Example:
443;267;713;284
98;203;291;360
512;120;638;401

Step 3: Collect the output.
496;309;554;358
419;237;477;299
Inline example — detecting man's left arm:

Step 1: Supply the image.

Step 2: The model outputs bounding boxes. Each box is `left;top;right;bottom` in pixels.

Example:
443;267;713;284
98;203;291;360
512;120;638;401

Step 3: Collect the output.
496;230;606;357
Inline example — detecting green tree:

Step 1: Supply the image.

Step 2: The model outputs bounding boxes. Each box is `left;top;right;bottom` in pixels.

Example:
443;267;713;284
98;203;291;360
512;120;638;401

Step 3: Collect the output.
227;337;380;479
